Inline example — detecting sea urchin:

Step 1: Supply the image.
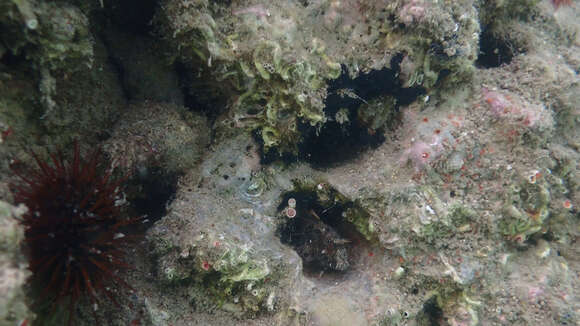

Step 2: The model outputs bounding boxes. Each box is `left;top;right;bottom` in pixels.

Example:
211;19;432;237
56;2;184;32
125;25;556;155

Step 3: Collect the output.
10;142;141;323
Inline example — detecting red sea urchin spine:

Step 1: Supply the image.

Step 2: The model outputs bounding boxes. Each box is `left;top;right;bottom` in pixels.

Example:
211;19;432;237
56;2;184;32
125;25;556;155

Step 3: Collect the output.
11;142;142;324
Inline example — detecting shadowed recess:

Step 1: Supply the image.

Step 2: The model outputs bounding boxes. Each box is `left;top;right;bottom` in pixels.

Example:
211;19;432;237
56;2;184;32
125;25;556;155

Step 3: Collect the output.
127;166;178;226
476;27;523;68
416;296;444;326
103;0;159;35
263;54;425;167
276;182;374;276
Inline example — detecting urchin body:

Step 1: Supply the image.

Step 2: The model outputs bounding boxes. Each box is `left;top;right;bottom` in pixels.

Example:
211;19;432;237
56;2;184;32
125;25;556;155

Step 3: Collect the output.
11;143;139;323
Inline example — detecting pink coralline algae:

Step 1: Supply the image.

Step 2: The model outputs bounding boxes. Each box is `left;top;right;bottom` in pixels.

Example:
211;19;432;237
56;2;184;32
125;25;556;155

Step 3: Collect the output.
482;87;546;128
401;140;437;171
482;87;513;117
399;0;427;24
398;108;459;171
232;5;270;18
551;0;573;9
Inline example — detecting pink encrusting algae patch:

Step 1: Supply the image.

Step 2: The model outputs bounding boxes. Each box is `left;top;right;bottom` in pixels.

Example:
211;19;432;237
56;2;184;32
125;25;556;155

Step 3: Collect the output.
232;5;270;18
398;106;462;171
482;87;551;128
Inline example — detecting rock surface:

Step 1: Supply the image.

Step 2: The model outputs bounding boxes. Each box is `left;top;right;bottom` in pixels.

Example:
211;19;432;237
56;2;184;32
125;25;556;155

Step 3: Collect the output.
0;0;578;325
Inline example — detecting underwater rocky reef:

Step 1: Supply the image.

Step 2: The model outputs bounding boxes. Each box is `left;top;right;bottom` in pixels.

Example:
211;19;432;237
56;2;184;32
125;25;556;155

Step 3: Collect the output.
0;0;579;325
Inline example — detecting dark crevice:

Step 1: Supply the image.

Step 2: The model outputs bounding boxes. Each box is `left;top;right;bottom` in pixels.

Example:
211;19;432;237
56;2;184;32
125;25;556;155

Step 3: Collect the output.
416;296;444;326
435;69;452;85
102;0;159;35
96;0;193;106
294;55;425;168
476;26;523;68
93;0;160;102
297;115;386;168
175;61;229;124
276;183;371;277
0;48;27;67
128;166;178;226
104;52;130;100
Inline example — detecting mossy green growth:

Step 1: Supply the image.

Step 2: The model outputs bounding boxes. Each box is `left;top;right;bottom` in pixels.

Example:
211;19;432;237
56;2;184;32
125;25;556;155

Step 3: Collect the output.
481;0;541;26
408;49;439;89
198;270;269;315
343;205;375;241
499;181;550;243
447;204;477;229
34;3;94;71
233;46;330;154
192;238;275;314
419;204;476;244
415;45;474;91
353;218;376;242
157;3;344;155
1;1;93;72
378;312;405;326
397;18;478;92
212;246;270;283
0;0;38;54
